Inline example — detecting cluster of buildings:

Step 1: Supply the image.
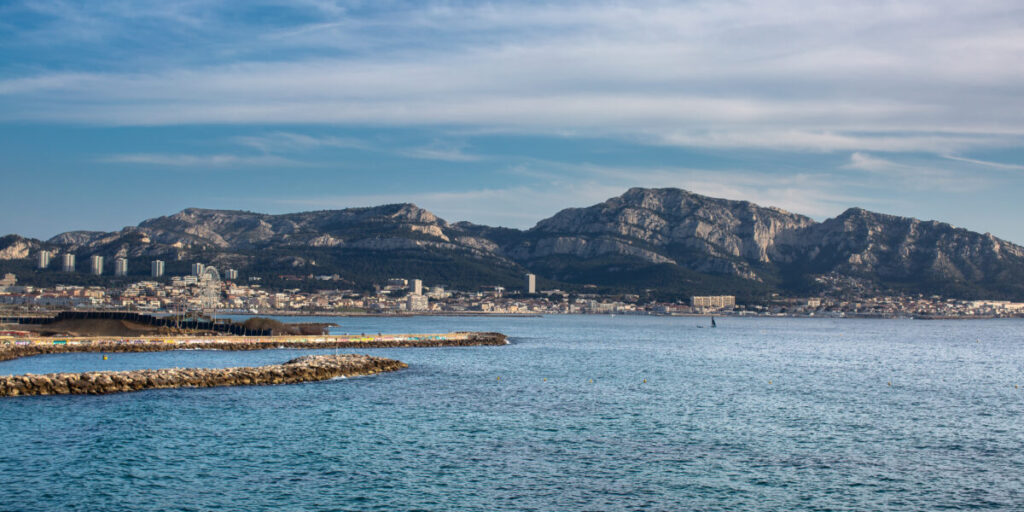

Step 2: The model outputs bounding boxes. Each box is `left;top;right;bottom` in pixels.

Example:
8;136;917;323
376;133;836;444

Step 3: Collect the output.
3;260;1024;318
0;274;108;308
0;267;705;315
0;267;541;315
767;295;1024;318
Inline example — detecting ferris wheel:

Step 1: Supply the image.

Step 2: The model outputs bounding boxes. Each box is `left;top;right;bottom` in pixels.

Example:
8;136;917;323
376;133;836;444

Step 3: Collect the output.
199;266;222;318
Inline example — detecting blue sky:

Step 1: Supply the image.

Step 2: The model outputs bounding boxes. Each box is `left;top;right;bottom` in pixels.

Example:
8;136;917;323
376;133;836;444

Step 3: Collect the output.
1;0;1023;242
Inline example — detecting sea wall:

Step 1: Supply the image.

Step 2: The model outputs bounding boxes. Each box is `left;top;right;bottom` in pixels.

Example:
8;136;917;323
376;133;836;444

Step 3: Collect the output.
0;332;508;362
0;354;406;397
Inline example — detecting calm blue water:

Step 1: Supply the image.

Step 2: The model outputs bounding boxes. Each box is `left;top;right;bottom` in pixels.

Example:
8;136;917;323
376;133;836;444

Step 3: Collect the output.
2;316;1023;511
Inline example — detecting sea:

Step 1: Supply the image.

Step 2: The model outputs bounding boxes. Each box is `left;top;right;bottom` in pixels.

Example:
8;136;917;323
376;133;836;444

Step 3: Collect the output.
1;315;1022;511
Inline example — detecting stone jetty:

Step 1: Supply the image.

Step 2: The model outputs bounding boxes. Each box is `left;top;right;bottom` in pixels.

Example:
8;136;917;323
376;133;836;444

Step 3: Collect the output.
0;354;407;397
0;332;508;363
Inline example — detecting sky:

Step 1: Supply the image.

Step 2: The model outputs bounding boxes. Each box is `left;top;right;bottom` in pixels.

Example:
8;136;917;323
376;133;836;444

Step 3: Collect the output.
1;0;1023;242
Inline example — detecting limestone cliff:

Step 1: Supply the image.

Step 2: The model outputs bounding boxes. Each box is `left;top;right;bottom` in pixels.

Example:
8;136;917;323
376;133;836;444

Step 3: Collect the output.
5;188;1024;299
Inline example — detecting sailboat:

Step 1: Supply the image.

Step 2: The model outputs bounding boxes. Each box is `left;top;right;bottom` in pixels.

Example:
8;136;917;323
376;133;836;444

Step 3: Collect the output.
711;316;717;328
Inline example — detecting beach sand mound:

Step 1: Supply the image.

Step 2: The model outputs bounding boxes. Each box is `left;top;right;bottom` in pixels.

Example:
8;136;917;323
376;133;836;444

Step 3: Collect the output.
19;318;172;337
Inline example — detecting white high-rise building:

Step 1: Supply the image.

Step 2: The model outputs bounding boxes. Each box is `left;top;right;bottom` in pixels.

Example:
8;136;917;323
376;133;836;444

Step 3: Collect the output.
151;260;165;278
527;273;536;294
89;255;104;275
114;258;128;276
690;295;736;310
191;262;205;276
225;268;238;280
62;253;76;272
413;279;423;296
37;250;51;269
407;294;429;312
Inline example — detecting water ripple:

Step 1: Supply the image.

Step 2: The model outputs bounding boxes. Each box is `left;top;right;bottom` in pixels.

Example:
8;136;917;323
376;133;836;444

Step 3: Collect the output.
2;316;1023;510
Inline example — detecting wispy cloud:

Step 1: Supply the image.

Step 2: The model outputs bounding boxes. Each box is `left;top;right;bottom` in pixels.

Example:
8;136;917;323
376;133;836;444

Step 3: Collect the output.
843;152;905;173
100;153;300;167
399;143;482;162
1;1;1022;154
941;154;1024;171
232;132;371;153
229;131;483;162
842;152;991;192
653;130;1016;154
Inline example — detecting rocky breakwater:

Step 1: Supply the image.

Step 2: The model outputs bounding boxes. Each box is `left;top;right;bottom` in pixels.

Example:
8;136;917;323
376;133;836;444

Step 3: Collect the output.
0;332;507;362
0;354;407;397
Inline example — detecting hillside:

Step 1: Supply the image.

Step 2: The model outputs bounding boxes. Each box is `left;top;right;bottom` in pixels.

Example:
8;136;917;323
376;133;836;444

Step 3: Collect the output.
3;188;1023;300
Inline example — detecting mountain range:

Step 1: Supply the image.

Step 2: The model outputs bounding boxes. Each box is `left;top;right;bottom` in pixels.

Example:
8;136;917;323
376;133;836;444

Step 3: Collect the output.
3;187;1023;300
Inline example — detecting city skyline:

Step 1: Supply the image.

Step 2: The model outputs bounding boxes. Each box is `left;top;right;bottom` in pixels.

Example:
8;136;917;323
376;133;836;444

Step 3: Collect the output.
1;1;1023;242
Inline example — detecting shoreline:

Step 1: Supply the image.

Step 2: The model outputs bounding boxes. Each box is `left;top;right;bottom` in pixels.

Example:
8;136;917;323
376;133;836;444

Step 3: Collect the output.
0;331;508;363
4;308;1021;320
0;354;407;397
224;311;543;318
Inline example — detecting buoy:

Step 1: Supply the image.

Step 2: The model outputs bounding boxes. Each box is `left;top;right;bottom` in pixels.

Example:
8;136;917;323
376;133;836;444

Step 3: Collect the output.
497;376;500;381
888;381;892;386
102;355;108;360
643;379;647;383
589;379;593;383
768;380;772;385
543;378;547;382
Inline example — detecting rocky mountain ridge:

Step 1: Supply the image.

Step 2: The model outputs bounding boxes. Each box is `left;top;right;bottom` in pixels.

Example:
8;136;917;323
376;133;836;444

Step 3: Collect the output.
3;188;1023;299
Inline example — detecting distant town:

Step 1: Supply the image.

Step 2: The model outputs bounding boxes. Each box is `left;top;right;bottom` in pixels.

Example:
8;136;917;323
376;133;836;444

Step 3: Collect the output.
2;253;1023;319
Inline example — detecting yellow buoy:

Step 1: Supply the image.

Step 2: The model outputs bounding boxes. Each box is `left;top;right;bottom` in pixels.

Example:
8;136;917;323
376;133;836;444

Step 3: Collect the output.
497;376;500;381
888;381;892;386
643;379;647;383
543;378;547;382
102;355;108;360
768;380;772;385
589;379;593;383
